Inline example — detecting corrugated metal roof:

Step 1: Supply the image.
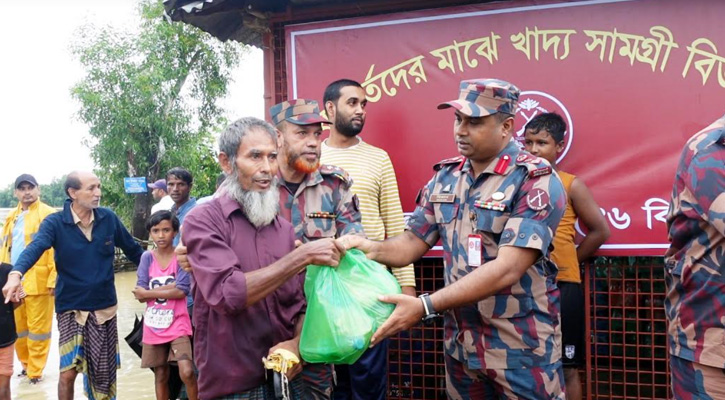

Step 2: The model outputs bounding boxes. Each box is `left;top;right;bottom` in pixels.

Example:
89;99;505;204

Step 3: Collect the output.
163;0;491;46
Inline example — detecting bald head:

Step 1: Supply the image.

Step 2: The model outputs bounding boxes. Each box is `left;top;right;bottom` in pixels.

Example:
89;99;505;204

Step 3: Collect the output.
65;171;101;210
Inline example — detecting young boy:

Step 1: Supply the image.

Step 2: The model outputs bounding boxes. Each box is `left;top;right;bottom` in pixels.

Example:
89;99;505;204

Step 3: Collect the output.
133;211;198;400
1;262;22;400
524;113;611;400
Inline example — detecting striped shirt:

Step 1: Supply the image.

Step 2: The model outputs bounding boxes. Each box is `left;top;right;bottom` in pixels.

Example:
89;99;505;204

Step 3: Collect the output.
321;138;415;287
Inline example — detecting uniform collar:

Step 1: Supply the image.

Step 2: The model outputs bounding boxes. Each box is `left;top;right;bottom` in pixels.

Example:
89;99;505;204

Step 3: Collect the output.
278;169;324;196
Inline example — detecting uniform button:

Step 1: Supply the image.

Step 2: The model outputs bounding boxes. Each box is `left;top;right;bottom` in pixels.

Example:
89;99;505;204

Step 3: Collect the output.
519;233;526;239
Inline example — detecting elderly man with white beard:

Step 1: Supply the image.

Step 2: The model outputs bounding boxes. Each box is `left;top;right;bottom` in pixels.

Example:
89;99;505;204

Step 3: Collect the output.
181;117;344;399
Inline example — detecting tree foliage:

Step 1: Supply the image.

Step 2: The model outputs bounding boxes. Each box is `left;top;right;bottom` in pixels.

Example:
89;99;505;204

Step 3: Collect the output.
71;0;244;238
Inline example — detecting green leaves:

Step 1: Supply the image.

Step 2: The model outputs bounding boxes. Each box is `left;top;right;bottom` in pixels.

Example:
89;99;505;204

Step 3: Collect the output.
70;0;245;235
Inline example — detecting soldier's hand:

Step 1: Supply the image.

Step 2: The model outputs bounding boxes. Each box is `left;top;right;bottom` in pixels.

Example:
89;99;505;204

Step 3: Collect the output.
370;294;424;347
298;238;343;267
2;274;21;304
336;234;376;258
175;245;193;273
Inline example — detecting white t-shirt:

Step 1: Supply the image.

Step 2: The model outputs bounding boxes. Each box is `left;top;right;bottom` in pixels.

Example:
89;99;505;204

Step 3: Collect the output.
151;195;174;215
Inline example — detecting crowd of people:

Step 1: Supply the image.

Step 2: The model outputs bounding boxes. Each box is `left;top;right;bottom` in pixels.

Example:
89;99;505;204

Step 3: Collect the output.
0;76;722;400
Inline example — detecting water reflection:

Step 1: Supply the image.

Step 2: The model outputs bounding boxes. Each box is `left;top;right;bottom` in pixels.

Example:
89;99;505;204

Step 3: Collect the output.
11;271;155;399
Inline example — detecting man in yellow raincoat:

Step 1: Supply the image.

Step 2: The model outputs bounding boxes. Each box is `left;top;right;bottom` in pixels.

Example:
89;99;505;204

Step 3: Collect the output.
0;174;57;384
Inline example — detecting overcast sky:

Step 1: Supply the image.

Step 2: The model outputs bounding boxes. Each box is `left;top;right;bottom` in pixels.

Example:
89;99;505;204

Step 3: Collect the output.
0;0;263;187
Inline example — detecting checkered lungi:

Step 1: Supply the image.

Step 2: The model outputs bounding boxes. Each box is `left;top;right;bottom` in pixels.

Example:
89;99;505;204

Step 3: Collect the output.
58;311;120;400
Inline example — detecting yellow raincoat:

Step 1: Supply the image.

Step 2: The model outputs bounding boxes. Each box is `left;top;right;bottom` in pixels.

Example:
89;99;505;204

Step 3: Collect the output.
0;198;57;379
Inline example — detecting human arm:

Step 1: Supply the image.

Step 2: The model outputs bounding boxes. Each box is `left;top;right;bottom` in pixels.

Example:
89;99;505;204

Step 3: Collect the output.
133;284;186;301
46;246;56;295
2;217;56;303
377;155;417;290
133;252;153;303
370;246;538;345
369;165;567;344
183;206;343;315
687;149;725;236
340;231;430;269
569;178;611;262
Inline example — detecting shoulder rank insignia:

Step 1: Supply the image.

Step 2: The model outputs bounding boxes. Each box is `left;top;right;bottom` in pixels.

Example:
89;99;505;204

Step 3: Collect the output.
434;156;465;171
516;153;538;163
306;211;337;219
493;155;511;175
319;164;350;184
528;166;552;178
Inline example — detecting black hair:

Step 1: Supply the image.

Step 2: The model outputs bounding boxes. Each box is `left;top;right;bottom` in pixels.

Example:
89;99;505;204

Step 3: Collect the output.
166;167;193;186
146;210;180;232
494;112;514;124
524;112;567;143
322;79;363;106
64;172;82;198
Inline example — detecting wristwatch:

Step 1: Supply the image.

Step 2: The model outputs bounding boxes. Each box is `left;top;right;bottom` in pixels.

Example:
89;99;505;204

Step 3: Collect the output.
419;293;441;325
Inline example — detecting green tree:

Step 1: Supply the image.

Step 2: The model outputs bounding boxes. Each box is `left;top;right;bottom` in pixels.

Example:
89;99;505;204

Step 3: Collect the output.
71;0;244;239
0;184;14;208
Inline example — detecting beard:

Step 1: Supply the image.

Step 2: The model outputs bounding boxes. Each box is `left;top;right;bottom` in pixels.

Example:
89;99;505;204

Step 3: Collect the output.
335;112;364;137
292;157;320;174
221;170;280;228
288;148;320;174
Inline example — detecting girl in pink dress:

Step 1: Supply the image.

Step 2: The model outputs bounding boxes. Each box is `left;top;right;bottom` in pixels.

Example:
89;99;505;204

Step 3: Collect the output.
133;211;197;400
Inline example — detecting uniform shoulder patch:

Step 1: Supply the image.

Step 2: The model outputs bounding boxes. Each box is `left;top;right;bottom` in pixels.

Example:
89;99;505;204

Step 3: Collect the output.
515;151;553;178
434;156;465;171
319;164;352;186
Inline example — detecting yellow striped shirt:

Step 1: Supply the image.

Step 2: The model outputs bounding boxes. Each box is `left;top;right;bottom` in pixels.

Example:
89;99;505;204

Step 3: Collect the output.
321;138;416;287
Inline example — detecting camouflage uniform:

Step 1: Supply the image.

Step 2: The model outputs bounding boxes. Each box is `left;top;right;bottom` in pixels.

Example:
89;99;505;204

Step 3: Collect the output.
665;114;725;397
407;79;567;399
278;165;363;244
272;99;365;400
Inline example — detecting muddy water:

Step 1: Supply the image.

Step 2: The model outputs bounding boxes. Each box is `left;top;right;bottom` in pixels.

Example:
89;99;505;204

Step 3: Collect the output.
11;271;156;399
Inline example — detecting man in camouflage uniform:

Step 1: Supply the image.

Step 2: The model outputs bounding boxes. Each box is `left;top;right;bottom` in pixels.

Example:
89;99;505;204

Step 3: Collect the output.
271;99;365;400
341;79;567;399
665;114;725;398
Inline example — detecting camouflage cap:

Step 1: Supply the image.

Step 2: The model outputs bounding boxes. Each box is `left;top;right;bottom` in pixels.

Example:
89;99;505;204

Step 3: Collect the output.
437;78;520;117
269;99;331;126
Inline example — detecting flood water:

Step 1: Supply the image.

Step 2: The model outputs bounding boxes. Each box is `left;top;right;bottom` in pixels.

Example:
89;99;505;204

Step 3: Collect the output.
11;271;156;399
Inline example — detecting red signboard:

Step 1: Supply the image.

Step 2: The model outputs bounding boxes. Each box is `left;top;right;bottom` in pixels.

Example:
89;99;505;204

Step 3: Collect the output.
286;0;725;256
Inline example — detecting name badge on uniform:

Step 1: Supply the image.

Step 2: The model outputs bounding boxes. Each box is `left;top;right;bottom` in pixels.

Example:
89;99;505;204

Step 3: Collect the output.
467;234;482;267
430;193;455;203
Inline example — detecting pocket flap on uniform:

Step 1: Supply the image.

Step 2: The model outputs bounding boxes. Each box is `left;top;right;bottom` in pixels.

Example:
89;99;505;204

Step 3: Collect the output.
474;208;509;234
304;220;336;238
434;202;459;224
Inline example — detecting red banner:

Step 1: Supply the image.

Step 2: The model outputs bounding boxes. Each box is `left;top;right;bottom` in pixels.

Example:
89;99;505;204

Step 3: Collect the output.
286;0;725;256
